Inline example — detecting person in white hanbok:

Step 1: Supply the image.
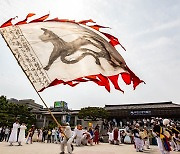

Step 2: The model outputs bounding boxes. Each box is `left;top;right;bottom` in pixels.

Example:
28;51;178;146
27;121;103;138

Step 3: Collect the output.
32;129;38;142
18;123;27;146
124;131;132;144
74;125;83;146
9;120;20;146
60;123;75;154
107;131;113;144
81;131;91;146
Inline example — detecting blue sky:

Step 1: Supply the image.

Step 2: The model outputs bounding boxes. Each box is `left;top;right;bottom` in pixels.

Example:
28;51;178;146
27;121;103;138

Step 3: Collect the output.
0;0;180;109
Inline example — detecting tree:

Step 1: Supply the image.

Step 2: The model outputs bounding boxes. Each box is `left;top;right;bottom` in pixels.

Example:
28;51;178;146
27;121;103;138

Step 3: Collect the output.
0;95;36;128
78;107;109;121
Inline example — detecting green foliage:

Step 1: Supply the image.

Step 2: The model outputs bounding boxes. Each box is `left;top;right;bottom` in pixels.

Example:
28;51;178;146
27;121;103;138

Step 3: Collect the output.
78;107;109;121
0;95;36;127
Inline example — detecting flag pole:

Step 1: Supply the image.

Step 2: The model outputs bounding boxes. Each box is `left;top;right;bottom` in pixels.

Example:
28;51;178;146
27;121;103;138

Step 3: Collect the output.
25;82;67;137
33;87;61;128
0;33;65;134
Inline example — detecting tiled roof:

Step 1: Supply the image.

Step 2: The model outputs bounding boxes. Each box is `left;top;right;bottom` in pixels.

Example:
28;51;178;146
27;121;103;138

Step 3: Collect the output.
104;102;180;110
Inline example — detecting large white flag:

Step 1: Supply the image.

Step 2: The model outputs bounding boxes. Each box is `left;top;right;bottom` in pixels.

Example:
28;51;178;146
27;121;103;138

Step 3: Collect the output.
0;14;144;92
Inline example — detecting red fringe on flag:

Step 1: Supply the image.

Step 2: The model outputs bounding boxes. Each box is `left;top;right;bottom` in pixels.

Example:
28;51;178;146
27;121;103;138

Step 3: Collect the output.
0;17;17;28
121;67;145;90
90;25;109;31
78;19;95;25
29;14;49;23
15;13;36;25
108;74;124;93
102;32;126;51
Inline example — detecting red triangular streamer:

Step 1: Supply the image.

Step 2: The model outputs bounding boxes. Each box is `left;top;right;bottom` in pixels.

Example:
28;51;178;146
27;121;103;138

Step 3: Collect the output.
121;67;145;89
74;77;88;82
121;72;131;85
86;75;104;86
127;67;145;89
85;75;97;80
102;32;126;51
15;13;36;25
78;19;95;25
90;25;109;31
97;74;110;92
29;14;49;23
0;17;17;28
65;81;79;87
108;74;124;93
109;40;120;46
49;79;64;86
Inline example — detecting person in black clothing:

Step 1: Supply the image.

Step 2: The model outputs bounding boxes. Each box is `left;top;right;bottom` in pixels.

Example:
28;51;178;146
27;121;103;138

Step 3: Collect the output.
42;128;47;143
0;126;5;142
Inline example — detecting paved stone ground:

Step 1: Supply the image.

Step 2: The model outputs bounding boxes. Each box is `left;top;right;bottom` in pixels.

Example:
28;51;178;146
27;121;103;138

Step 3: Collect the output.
0;142;177;154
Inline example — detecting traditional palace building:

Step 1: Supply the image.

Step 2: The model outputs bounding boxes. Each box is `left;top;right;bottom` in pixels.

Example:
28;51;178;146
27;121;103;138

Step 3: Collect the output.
8;98;180;128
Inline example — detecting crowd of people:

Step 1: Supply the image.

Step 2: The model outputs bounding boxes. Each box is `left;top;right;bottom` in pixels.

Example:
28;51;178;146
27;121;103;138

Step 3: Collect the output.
0;120;101;154
106;117;180;153
0;126;10;142
0;117;180;154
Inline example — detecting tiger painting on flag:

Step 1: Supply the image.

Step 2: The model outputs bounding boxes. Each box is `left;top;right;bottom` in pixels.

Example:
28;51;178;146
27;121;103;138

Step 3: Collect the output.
0;13;145;92
39;27;124;71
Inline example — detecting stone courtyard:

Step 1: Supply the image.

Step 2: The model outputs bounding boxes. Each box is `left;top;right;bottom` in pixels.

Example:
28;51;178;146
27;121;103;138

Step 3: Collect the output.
0;142;177;154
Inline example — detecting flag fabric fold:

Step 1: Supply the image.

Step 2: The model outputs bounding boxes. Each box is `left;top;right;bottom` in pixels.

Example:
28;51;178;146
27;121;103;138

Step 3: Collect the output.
0;13;144;92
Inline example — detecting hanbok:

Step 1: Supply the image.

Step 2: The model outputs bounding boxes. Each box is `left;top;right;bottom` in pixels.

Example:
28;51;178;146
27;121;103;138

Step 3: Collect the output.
9;123;20;143
18;125;27;144
124;134;131;144
107;132;113;144
32;129;38;142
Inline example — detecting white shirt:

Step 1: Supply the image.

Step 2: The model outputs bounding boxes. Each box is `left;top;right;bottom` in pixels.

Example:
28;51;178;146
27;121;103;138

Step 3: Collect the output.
52;129;55;135
5;128;10;134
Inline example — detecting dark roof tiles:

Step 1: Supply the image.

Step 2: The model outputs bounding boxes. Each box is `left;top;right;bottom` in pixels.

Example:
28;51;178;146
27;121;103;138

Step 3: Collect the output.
105;102;180;110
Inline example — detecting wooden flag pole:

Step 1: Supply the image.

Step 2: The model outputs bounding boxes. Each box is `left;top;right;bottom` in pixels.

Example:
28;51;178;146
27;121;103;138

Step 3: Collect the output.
0;33;66;136
25;83;68;138
34;88;61;128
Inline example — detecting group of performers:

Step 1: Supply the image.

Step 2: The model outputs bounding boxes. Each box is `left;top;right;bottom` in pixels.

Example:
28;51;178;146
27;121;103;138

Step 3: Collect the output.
59;123;100;154
107;118;180;153
2;118;180;154
153;119;180;154
8;120;27;146
133;123;150;152
2;119;101;154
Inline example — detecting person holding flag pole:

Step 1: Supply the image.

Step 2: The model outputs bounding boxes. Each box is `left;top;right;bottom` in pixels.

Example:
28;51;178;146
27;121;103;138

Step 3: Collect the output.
0;13;144;153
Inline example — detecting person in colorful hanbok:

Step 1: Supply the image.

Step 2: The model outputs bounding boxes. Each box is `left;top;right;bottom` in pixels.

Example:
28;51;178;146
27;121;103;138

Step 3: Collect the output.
112;127;121;145
153;119;171;154
133;123;143;152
